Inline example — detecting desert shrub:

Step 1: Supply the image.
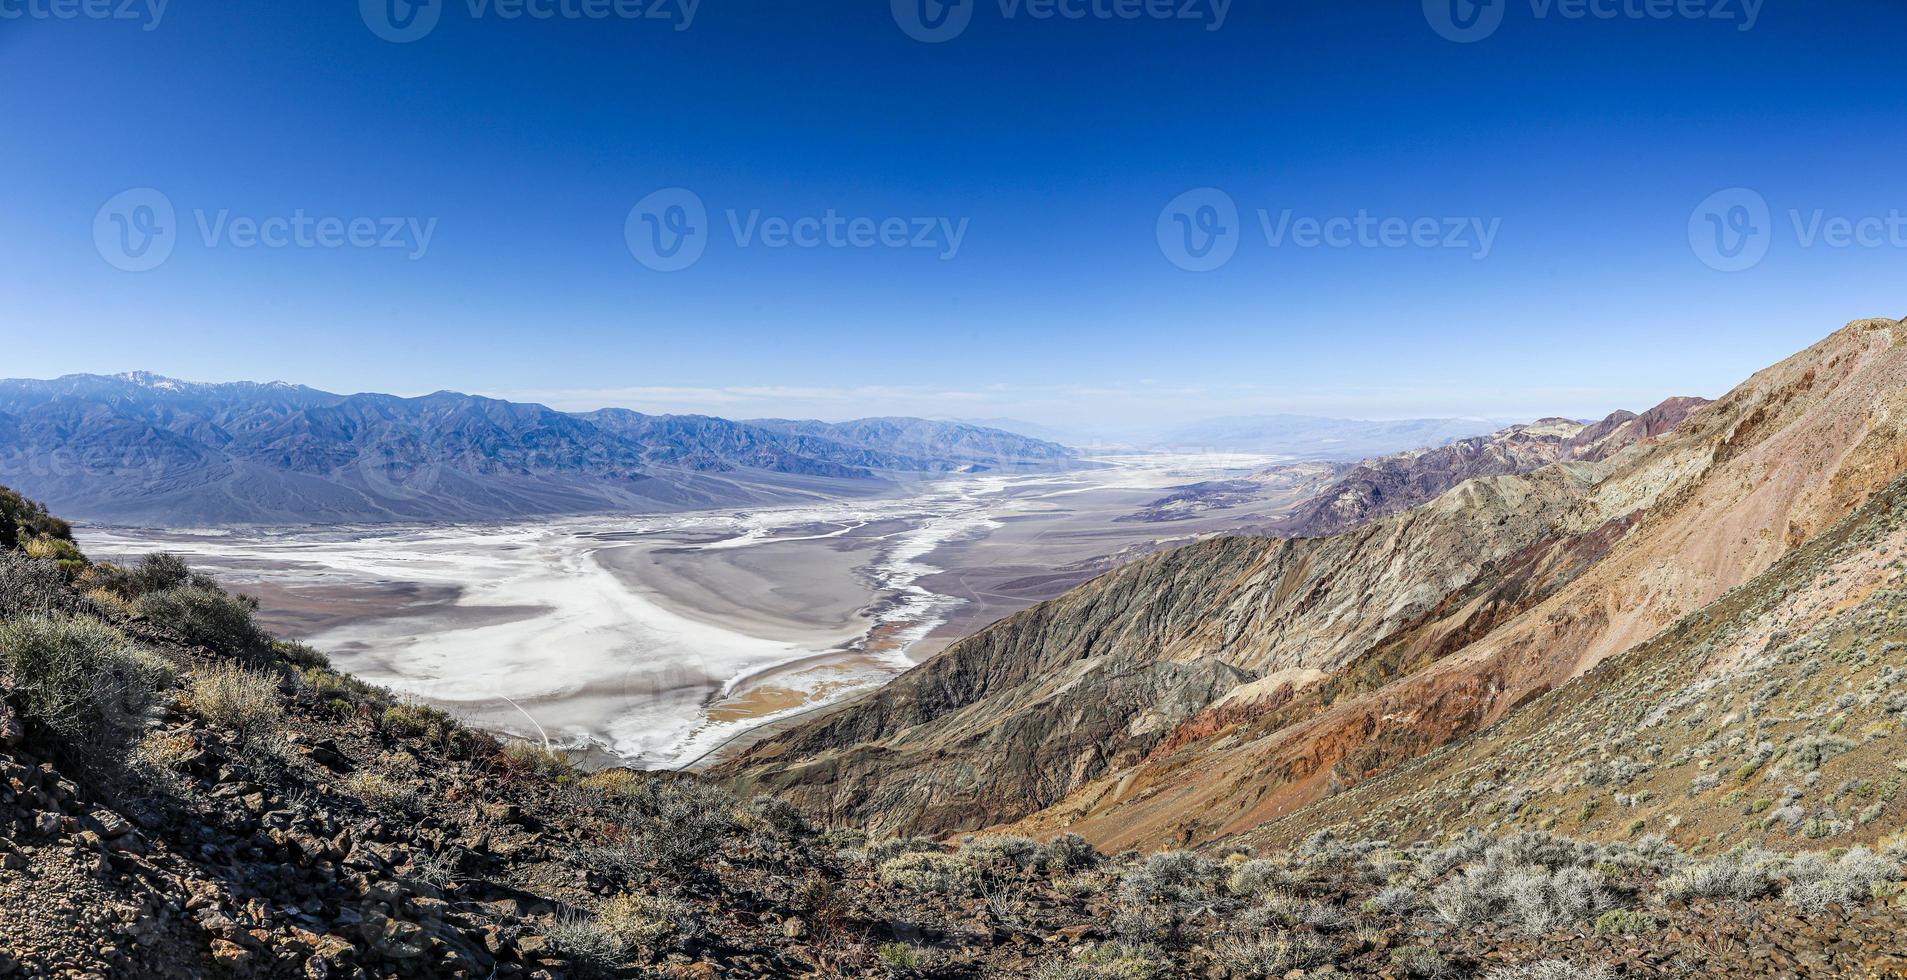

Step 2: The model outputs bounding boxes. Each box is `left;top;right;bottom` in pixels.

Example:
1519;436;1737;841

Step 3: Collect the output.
1079;941;1169;979
401;848;459;890
1504;866;1611;934
1592;909;1657;936
131;552;197;595
132;584;271;656
23;535;85;574
879;851;979;896
857;835;931;862
1133;850;1220;900
1430;867;1499;929
598;893;700;951
958;834;1043;871
1043;832;1102;874
188;662;284;743
0;553;77;618
1226;859;1290;899
878;942;928;971
1484;962;1614;980
273;640;330;670
572;775;738;876
0;487;71;551
1432;863;1610;935
1391;946;1460;979
736;795;811;840
1212;930;1332;977
133;730;198;772
0;614;168;763
1781;847;1901;912
346;771;420;815
1660;851;1777;901
546;915;625;979
1784;735;1857;774
1370;884;1418;915
378;702;445;739
496;739;574;779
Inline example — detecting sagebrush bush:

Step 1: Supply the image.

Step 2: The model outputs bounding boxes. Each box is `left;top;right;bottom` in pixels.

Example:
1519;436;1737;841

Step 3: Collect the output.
0;614;168;764
957;834;1043;871
132;584;271;656
546;914;625;979
188;662;284;743
574;775;738;876
346;771;420;815
879;851;979;896
1659;851;1776;901
1043;832;1102;875
1781;847;1901;912
736;795;810;840
597;892;700;951
1484;962;1614;980
0;553;77;619
1212;931;1331;977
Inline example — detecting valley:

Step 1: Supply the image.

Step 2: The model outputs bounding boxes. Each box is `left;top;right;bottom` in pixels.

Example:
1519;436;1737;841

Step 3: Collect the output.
76;452;1301;769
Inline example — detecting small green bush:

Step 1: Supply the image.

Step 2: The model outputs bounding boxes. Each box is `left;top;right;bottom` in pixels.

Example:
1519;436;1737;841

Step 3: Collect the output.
132;585;271;656
1592;908;1658;936
0;614;168;764
188;662;284;743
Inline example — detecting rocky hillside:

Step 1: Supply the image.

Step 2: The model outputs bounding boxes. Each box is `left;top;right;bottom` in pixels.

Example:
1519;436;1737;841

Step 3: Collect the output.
719;319;1907;856
7;488;1907;978
0;373;1074;525
1274;400;1709;538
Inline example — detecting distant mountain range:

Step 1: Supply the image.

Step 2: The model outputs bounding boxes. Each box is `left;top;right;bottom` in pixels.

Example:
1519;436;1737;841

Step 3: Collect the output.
1155;414;1518;458
0;373;1077;525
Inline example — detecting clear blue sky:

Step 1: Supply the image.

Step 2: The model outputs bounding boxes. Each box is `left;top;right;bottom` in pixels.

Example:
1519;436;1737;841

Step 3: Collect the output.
2;0;1903;429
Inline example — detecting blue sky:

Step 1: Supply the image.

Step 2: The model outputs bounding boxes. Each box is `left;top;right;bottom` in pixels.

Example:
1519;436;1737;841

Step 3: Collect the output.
2;0;1904;430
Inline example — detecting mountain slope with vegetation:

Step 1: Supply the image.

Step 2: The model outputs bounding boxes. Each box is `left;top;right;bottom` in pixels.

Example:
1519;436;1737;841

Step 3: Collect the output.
0;373;1075;525
7;484;1907;977
720;319;1907;859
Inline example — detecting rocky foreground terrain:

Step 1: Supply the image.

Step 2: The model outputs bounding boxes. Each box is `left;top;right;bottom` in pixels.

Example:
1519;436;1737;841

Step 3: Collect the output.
9;320;1907;978
4;486;1907;978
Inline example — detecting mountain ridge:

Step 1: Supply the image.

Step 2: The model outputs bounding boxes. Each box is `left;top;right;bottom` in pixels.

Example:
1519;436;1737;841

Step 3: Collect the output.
718;318;1907;855
0;373;1076;526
